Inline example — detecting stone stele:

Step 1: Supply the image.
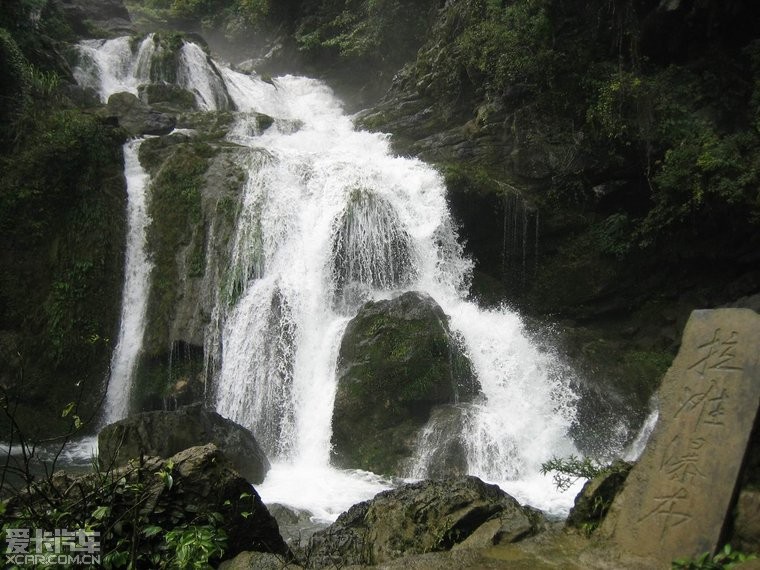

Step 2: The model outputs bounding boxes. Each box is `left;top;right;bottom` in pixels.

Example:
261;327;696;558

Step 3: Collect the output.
601;308;760;562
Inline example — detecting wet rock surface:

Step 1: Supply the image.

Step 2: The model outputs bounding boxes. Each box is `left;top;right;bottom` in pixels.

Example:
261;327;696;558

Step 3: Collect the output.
331;291;477;474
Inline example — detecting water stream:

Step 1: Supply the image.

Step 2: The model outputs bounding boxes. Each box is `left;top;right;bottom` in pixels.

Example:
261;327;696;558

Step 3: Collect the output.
102;139;154;425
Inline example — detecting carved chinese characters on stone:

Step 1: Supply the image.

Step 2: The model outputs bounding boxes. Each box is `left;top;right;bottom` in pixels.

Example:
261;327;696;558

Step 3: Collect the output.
601;310;760;564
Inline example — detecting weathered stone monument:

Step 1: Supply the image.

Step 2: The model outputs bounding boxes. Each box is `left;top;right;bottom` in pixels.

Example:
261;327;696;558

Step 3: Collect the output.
601;309;760;562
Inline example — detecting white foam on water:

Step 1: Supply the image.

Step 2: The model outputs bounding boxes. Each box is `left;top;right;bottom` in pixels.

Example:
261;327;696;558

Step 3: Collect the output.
256;462;393;523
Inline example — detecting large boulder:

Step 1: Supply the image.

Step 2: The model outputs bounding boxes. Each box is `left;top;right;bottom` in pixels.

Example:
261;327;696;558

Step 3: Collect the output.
305;476;544;567
138;83;198;114
331;291;477;474
105;91;176;136
98;404;270;483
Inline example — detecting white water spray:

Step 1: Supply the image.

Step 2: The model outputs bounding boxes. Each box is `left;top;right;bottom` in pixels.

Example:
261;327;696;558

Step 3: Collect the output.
74;36;155;101
177;42;231;111
624;406;659;461
74;34;231;111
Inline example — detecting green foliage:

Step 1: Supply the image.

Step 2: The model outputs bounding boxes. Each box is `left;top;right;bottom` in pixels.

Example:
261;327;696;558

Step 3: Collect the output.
456;0;554;94
1;110;124;365
540;455;608;491
0;28;28;150
2;458;229;570
647;129;760;233
0;24;65;152
127;0;272;39
577;495;611;536
0;102;125;437
295;0;438;69
586;69;656;145
672;544;757;570
403;0;760;258
165;520;228;570
591;213;633;259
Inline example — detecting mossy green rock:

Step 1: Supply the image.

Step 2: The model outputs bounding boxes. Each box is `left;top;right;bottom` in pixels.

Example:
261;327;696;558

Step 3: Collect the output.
105;91;176;136
133;134;246;411
565;460;631;532
138;83;197;113
331;291;476;474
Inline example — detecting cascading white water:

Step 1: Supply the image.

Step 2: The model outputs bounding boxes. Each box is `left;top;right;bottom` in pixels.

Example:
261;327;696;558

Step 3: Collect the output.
73;35;587;519
74;33;231;111
177;42;231;111
74;35;155;100
73;33;234;418
102;139;154;425
210;69;583;517
624;406;659;461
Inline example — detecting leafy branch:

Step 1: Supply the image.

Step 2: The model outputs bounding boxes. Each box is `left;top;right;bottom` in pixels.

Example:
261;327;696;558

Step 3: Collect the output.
540;454;608;491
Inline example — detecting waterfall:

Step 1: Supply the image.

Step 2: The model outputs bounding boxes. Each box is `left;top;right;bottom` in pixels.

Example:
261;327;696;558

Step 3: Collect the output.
624;406;659;461
209;70;582;516
75;35;587;520
74;36;155;100
177;42;232;111
74;33;231;110
102;139;153;425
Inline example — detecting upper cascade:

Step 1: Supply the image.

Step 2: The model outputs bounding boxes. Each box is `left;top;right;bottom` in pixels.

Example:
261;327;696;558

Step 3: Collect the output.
74;33;232;110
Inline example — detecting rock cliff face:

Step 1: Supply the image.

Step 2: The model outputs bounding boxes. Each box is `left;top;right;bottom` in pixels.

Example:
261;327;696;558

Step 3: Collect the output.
0;14;128;438
331;291;477;474
132;126;247;411
55;0;135;37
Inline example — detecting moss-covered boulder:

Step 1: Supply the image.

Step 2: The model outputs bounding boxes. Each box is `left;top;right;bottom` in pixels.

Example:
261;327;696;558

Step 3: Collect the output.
305;476;544;567
331;291;477;474
132;134;246;411
138;83;197;113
